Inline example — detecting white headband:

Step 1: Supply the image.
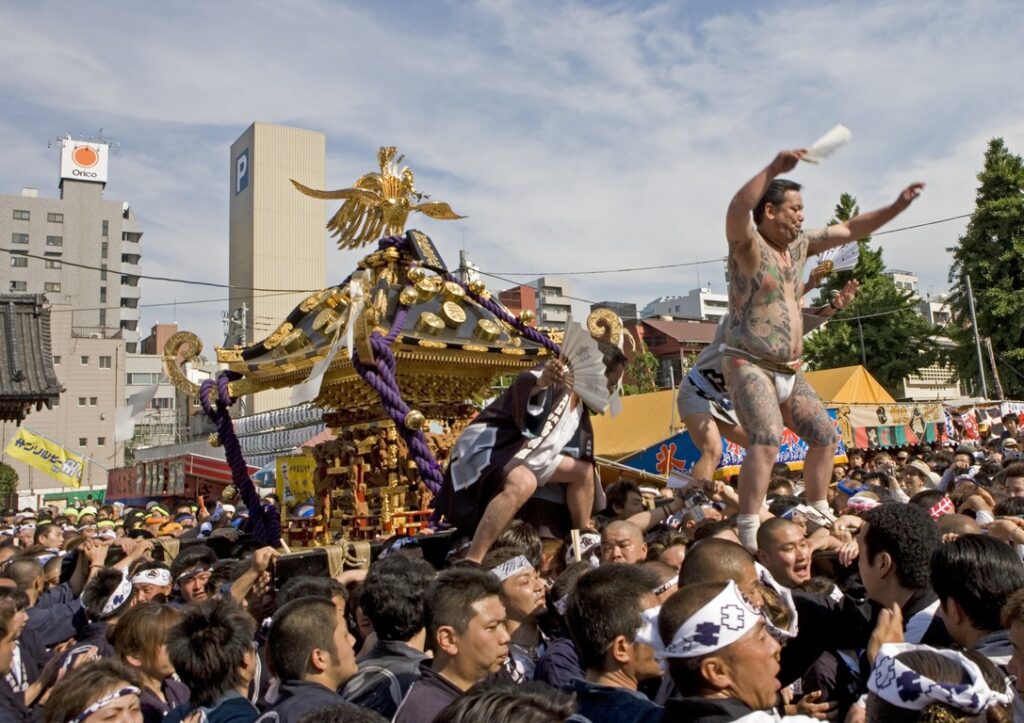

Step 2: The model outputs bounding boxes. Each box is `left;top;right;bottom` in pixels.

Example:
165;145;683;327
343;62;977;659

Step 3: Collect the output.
870;643;1011;714
131;568;171;587
565;533;602;566
642;580;764;659
69;686;141;723
755;562;799;639
489;555;533;582
652;575;679;596
100;570;134;617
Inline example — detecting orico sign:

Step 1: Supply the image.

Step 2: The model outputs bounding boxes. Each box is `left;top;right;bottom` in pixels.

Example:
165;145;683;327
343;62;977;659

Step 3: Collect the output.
60;139;109;184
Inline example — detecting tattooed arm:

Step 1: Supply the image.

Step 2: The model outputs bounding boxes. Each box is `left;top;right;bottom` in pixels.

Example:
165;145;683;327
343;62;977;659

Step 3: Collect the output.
807;183;925;256
727;149;808;251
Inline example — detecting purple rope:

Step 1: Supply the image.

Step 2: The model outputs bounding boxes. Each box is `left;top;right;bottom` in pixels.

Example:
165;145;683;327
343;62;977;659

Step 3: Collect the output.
443;273;561;355
200;374;281;548
351;304;444;495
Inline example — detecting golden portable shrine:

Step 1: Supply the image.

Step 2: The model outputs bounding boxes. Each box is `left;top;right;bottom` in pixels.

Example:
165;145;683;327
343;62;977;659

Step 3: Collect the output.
162;146;604;547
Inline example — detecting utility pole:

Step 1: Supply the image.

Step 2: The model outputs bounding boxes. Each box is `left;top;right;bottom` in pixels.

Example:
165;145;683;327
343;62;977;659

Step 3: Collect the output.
984;337;1005;400
965;275;989;399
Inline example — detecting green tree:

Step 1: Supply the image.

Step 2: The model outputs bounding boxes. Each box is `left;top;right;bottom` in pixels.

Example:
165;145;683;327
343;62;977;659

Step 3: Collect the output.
623;340;659;395
803;193;941;396
947;138;1024;398
0;462;18;509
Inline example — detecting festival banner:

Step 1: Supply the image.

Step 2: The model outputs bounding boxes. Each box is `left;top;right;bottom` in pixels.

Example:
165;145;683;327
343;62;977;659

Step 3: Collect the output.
621;410;848;479
4;428;86;488
835;402;947;450
276;453;316;504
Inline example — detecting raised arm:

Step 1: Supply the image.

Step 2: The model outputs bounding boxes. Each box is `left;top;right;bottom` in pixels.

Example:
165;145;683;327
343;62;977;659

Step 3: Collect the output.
726;149;807;247
807;183;925;256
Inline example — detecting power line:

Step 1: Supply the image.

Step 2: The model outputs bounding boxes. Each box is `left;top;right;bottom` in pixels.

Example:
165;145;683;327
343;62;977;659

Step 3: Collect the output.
474;270;601;305
0;247;319;293
483;212;972;277
46;289;304;314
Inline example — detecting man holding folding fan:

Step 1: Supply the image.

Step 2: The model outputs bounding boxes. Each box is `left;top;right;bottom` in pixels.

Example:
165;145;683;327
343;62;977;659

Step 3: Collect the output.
438;335;627;563
724;146;924;552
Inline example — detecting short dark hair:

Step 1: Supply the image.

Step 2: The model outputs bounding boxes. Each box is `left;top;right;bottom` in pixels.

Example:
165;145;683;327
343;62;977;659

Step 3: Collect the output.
659;581;729;696
492;522;542;568
111;602;184;669
424;567;501;653
276;575;347;608
81;567;134;621
862;504;939;590
296;703;389;723
268;596;342;682
166;598;256;705
566;564;659;671
33;523;59;546
908;489;947;512
756;517;798;552
169;544;217;580
994;496;1024;517
1001;462;1024;480
753;179;801;225
360;555;435;642
0;557;42;591
43;659;142;723
434;681;577;723
931;535;1024;632
680;538;754;586
605;480;642;515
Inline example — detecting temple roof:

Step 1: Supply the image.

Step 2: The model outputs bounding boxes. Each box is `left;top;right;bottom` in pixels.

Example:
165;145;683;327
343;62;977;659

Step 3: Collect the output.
0;294;64;422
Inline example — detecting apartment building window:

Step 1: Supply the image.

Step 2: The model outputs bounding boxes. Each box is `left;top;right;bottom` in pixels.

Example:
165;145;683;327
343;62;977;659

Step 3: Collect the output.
99;355;112;369
99;288;107;303
78;397;86;407
12;210;29;221
97;437;106;446
102;220;109;236
101;241;108;259
47;212;63;223
53;355;61;364
9;281;26;292
100;264;107;281
11;233;28;244
44;259;61;269
99;309;106;327
81;355;89;365
89;397;98;406
78;437;87;447
44;282;61;293
46;235;63;247
10;256;27;268
152;397;172;410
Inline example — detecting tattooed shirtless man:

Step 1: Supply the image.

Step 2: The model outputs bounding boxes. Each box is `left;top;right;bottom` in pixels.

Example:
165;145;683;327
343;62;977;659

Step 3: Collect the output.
724;148;923;551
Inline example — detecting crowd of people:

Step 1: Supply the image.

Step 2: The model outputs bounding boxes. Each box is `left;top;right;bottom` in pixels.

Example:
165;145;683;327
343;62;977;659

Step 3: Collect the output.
1;430;1024;722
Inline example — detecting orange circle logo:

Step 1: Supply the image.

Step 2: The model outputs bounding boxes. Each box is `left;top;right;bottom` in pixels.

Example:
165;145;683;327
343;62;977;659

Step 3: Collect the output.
72;146;99;168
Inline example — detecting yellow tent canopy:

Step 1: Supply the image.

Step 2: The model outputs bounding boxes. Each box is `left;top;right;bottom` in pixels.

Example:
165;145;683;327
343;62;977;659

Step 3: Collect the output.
802;365;895;404
591;389;682;460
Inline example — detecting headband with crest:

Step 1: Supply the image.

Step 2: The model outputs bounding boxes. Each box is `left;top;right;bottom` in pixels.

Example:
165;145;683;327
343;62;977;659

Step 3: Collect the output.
869;643;1011;715
489;554;533;583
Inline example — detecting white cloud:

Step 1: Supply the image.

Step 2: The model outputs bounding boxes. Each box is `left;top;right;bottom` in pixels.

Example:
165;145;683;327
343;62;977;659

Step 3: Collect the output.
0;0;1021;352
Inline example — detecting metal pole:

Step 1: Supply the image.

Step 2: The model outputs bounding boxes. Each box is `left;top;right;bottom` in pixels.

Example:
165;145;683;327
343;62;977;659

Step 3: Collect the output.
984;337;1005;400
857;317;867;367
965;275;989;399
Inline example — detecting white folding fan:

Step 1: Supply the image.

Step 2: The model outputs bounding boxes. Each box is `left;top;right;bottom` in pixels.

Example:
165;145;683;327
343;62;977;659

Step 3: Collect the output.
560;319;611;413
817;241;860;273
801;124;852;164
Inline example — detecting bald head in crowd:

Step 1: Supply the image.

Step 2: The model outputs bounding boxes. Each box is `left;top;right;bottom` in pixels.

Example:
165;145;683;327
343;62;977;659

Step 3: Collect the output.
600;520;646;565
681;538;763;608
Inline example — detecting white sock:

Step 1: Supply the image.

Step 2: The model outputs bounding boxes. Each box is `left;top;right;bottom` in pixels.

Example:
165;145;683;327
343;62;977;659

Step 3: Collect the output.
809;499;831;516
737;513;760;553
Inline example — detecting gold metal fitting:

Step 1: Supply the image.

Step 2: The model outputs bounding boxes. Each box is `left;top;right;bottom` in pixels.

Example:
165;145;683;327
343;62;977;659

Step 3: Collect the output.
439;301;467;328
208;433;222;448
404;410;426;430
442;281;466;301
415;312;445;336
399;286;420;306
473;318;501;342
407;266;427;283
415;277;437;302
520;309;536;325
468;279;486;295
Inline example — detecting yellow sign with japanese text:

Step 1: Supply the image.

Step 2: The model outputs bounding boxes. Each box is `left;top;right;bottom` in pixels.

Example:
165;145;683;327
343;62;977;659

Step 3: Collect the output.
4;428;86;488
276;454;316;504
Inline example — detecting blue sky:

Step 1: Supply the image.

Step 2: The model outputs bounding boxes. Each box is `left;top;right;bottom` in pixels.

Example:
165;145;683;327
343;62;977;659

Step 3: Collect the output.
1;0;1022;351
